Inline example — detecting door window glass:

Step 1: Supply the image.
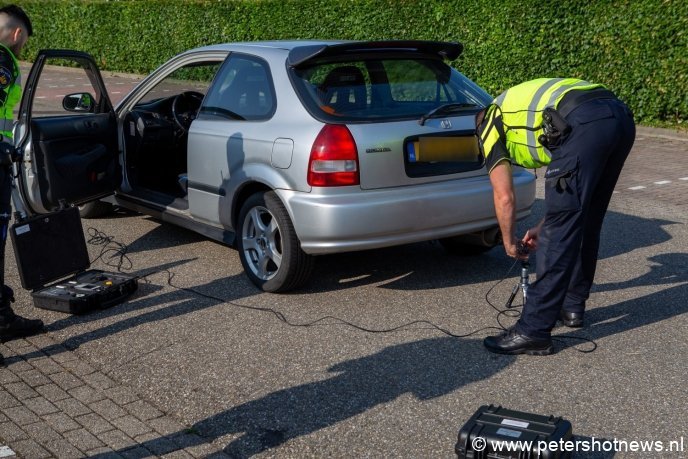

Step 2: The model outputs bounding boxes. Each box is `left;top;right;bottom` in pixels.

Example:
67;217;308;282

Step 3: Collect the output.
30;57;106;118
199;55;276;121
136;62;222;106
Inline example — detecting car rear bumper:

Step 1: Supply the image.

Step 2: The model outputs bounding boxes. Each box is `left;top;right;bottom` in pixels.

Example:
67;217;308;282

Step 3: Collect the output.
276;170;536;254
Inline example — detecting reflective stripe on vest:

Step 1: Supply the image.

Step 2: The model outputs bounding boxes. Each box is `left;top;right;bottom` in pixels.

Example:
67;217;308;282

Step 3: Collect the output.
0;44;21;140
491;78;603;168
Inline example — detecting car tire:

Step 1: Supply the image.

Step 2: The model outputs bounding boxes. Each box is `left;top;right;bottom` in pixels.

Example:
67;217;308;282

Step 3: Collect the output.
237;191;314;292
78;201;113;219
438;236;495;256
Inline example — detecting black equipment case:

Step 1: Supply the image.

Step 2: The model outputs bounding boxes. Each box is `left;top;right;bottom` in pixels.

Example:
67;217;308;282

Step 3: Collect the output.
456;405;573;459
10;207;137;314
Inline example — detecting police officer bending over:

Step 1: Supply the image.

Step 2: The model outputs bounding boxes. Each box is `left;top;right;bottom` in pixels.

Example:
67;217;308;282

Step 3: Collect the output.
477;78;635;355
0;5;43;352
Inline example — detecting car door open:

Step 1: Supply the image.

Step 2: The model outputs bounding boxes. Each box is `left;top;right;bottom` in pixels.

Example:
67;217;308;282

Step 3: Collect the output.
14;49;119;215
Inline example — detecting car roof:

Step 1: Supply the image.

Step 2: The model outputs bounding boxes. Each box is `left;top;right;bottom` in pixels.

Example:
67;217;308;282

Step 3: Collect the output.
191;40;348;54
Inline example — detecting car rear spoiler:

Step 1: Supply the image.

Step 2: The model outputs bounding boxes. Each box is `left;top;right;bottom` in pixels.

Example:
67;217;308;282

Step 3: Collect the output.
287;40;464;68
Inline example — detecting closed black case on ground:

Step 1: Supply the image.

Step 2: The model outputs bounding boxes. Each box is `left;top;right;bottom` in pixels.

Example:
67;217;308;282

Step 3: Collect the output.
10;207;137;314
456;405;573;459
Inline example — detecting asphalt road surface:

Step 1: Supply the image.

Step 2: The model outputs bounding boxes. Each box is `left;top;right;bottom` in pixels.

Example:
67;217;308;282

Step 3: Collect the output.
3;62;687;457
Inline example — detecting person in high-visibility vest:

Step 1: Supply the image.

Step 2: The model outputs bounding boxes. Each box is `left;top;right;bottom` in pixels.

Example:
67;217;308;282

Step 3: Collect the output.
0;5;43;351
477;78;635;355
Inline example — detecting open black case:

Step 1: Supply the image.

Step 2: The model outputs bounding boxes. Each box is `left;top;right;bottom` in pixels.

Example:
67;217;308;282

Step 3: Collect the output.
10;206;137;314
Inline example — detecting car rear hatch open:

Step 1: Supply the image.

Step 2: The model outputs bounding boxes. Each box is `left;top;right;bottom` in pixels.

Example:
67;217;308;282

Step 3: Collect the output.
288;41;493;190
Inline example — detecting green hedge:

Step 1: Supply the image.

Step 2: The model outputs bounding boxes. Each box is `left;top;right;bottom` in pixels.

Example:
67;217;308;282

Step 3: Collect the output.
10;0;688;125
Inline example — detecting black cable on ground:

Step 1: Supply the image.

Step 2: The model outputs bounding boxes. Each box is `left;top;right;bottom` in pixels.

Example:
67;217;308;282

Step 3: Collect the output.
88;228;597;352
86;227;133;271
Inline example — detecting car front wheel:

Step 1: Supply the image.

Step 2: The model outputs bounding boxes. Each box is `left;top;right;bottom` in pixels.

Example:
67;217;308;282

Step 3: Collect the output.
78;201;113;219
237;191;314;292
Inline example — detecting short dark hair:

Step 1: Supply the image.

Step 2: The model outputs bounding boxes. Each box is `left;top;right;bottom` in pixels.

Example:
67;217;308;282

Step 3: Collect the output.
0;4;32;36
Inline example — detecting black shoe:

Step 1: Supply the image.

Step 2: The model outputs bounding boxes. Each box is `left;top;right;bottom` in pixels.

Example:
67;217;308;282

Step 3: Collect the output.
484;327;553;355
0;285;44;342
0;315;45;342
560;310;584;328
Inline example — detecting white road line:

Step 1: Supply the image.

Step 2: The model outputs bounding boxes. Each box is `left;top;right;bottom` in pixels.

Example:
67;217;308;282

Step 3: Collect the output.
628;186;646;190
654;180;671;185
680;177;688;181
112;91;121;94
36;96;46;99
0;445;15;458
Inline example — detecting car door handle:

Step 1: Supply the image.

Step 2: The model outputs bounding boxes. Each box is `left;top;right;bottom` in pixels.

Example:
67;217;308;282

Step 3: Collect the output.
83;120;99;129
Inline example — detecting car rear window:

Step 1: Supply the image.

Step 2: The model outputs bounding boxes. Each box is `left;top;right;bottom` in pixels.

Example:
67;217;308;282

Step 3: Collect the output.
290;56;492;122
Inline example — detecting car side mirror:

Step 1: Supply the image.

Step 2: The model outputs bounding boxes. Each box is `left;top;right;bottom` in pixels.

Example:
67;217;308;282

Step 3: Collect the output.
62;92;95;113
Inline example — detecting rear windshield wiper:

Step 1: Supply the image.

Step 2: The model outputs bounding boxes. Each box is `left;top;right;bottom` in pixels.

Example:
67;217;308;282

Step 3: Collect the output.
418;103;478;126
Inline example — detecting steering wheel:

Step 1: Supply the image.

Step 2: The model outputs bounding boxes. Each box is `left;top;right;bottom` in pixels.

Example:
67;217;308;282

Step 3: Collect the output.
171;91;204;134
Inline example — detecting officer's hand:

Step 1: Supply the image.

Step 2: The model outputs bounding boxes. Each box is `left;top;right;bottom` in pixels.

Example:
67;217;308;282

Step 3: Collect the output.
522;224;542;252
505;241;529;260
0;142;14;166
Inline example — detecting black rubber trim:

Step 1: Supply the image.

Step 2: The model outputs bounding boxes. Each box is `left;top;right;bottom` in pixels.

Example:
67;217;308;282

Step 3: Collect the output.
287;40;463;68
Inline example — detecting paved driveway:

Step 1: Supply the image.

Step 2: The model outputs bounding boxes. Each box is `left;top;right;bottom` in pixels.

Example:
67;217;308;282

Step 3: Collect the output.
0;63;686;458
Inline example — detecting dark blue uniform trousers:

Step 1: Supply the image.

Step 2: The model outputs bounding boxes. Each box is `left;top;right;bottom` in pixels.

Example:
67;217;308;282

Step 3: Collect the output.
0;164;12;315
517;97;636;340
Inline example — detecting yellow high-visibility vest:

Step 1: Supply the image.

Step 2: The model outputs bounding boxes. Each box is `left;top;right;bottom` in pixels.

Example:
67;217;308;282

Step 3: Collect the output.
0;44;22;141
480;78;603;170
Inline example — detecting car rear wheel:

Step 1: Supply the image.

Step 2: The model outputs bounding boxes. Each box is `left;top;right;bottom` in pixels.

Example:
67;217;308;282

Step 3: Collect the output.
237;191;314;292
78;201;113;219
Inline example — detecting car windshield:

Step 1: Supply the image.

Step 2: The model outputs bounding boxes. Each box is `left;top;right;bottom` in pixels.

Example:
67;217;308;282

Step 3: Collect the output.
291;57;492;122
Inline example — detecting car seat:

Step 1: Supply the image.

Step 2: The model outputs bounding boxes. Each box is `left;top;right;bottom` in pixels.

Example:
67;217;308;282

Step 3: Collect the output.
318;66;366;114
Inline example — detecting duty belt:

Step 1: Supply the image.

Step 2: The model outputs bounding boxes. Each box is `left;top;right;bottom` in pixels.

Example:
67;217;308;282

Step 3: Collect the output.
557;88;617;119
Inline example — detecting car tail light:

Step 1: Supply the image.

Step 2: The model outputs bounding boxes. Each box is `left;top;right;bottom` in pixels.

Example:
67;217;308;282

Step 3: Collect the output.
308;124;360;187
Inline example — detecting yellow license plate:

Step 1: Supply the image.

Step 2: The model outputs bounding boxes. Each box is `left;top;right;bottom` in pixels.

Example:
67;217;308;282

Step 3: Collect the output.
413;136;480;162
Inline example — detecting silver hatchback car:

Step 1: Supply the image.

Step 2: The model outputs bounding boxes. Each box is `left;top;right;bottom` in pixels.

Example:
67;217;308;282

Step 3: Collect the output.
15;41;535;292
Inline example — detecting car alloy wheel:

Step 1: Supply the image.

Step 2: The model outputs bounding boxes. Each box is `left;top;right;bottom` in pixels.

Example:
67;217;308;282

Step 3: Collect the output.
237;191;314;292
242;204;282;281
78;200;113;219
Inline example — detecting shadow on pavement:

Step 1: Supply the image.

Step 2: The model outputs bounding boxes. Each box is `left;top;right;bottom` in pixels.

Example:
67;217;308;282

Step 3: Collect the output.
92;337;514;458
526;198;677;261
117;218;208;254
597;213;677;260
89;267;686;457
301;241;509;293
558;281;688;351
594;253;688;291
